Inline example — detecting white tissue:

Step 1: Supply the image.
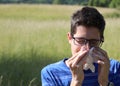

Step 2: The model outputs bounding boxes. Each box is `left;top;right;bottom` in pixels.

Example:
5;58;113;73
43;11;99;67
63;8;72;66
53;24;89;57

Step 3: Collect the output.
83;47;95;72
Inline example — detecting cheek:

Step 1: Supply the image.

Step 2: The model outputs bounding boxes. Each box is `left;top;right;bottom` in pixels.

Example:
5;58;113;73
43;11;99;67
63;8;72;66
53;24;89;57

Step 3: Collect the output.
71;44;81;55
70;40;81;55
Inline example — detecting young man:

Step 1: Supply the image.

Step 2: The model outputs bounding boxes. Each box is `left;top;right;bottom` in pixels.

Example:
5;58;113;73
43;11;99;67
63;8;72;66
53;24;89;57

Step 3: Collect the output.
41;7;120;86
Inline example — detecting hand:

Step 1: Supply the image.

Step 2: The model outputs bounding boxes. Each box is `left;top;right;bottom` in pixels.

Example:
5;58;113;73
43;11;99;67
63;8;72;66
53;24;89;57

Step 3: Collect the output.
66;46;89;86
93;47;110;86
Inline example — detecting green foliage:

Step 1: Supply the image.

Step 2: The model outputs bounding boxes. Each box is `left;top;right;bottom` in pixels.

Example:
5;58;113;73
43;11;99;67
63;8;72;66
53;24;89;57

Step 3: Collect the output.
88;0;110;7
0;0;120;8
88;0;120;8
0;0;53;3
0;0;88;5
0;0;119;8
52;0;66;4
109;0;120;8
53;0;60;4
88;0;94;6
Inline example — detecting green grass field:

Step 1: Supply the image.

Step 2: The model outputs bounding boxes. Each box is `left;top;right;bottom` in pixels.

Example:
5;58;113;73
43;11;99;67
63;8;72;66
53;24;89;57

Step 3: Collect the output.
0;4;120;86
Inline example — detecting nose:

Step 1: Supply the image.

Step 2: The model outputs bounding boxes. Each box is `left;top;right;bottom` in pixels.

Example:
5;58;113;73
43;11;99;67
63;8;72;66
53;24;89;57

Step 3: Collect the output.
86;42;92;50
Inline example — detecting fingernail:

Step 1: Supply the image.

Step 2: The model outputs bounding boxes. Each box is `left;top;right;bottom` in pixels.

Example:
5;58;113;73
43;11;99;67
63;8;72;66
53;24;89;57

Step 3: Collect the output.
97;60;105;64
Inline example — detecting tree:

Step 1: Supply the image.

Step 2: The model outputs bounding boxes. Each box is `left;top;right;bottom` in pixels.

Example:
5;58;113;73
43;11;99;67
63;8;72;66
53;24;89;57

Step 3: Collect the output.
88;0;94;6
109;0;120;8
88;0;112;7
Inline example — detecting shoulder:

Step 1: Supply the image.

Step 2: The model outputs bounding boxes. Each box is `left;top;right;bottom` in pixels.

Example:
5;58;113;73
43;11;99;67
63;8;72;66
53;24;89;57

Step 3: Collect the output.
41;59;71;86
110;59;120;67
41;59;68;74
109;59;120;85
110;59;120;73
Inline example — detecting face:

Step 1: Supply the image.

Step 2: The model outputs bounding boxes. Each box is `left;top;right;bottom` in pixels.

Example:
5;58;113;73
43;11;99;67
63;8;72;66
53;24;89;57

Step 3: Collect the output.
67;25;100;55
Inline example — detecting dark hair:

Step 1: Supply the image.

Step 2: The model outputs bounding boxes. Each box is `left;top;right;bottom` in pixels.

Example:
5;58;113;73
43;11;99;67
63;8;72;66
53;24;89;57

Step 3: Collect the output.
71;7;105;42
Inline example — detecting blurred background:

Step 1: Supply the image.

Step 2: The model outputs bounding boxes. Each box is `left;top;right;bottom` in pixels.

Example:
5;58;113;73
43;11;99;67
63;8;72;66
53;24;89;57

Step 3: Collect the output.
0;0;120;86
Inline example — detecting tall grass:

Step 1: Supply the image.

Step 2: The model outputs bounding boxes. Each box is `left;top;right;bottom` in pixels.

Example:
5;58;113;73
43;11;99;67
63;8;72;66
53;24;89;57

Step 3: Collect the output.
103;18;120;60
0;4;120;86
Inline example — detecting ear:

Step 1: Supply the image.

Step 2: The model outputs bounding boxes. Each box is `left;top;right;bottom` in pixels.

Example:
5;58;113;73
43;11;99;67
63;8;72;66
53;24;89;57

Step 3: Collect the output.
67;32;72;44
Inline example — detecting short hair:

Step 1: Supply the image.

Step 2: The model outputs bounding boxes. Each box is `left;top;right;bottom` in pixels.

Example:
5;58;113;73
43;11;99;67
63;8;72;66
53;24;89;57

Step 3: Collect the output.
71;7;105;42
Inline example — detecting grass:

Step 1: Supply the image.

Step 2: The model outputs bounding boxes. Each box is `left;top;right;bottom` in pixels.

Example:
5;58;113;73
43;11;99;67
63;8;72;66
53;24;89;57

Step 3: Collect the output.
0;4;120;86
103;18;120;59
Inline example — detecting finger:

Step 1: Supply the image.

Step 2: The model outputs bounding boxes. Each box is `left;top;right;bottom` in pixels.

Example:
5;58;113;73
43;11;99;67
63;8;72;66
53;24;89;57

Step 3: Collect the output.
66;52;83;68
97;60;105;65
68;53;79;62
97;59;110;75
93;47;109;61
72;50;88;68
67;45;90;69
68;45;88;62
76;53;89;69
95;47;108;57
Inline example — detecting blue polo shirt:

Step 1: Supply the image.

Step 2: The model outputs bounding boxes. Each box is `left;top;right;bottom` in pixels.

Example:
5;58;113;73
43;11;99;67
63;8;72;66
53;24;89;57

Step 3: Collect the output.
41;58;120;86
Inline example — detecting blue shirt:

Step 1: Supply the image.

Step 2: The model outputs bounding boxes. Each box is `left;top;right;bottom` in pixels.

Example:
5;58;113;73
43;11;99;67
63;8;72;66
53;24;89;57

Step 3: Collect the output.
41;58;120;86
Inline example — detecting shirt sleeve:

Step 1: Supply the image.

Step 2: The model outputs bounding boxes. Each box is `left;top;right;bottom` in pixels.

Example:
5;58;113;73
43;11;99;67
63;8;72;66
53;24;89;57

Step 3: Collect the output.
109;59;120;85
41;67;56;86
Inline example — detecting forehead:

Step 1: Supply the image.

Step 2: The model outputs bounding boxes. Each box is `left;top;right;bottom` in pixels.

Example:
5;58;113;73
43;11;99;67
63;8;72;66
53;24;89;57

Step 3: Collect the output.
74;25;100;39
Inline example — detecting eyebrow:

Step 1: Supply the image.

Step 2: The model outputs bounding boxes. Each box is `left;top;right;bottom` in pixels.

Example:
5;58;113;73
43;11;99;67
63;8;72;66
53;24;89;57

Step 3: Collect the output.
73;37;85;39
73;37;100;40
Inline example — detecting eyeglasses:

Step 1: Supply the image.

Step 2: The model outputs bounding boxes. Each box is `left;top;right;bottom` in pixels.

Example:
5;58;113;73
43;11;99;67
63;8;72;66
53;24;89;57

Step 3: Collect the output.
72;37;103;47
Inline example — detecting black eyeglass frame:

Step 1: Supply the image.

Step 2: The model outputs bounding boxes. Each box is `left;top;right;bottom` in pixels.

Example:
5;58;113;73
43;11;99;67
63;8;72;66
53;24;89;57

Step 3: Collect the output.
72;36;104;47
